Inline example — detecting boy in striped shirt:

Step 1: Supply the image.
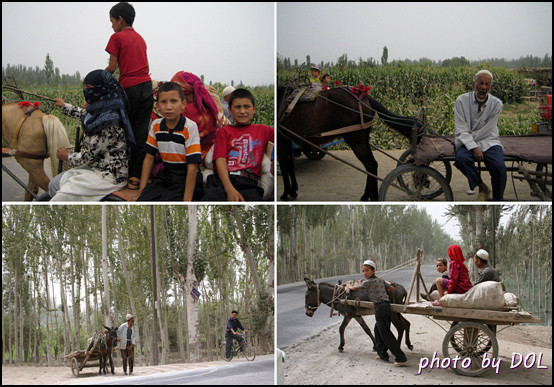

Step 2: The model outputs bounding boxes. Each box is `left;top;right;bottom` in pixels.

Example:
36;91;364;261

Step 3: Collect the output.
136;82;202;201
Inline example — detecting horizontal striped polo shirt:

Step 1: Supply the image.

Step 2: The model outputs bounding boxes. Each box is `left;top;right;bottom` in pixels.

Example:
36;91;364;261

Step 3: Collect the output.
145;116;202;171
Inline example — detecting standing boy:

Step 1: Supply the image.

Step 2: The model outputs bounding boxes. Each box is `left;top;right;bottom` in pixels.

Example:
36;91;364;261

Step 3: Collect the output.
105;2;154;191
135;82;202;201
203;88;274;201
346;260;408;367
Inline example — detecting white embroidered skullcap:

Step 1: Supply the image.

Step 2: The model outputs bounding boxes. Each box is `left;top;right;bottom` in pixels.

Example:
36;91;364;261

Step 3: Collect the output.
363;260;376;269
476;249;489;261
126;314;134;321
474;69;493;82
222;86;235;98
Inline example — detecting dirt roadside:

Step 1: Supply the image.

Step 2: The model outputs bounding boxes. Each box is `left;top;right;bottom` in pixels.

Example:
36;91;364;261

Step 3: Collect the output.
281;315;552;385
277;150;543;202
1;354;274;385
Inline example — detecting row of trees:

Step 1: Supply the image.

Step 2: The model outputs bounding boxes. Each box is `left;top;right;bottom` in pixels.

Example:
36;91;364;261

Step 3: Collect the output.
278;50;552;72
2;205;274;366
277;205;457;284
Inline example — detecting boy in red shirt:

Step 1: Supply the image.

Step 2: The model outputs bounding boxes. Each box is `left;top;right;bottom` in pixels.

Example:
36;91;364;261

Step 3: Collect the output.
203;88;274;201
105;2;153;191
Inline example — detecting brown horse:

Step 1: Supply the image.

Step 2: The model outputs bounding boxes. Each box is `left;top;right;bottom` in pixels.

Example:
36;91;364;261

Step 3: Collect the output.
277;86;423;201
2;103;70;200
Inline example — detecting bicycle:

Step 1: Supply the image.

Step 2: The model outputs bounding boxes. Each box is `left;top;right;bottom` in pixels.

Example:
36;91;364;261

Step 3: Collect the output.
220;332;255;362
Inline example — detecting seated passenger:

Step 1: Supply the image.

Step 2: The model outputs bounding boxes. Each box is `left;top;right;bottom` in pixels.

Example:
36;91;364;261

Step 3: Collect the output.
50;70;133;201
473;249;503;288
134;82;202;201
433;245;472;306
421;258;449;301
202;88;274;201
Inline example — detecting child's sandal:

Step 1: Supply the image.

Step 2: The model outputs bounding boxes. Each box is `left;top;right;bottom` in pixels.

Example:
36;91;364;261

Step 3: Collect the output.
127;177;140;190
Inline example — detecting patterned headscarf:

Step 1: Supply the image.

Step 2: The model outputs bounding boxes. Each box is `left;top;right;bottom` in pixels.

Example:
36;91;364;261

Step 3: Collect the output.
448;244;468;273
82;70;135;147
170;71;222;159
170;71;220;124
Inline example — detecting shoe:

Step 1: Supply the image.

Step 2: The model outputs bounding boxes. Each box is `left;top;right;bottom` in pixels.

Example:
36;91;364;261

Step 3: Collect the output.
432;300;442;307
420;293;429;301
393;360;408;367
375;356;389;362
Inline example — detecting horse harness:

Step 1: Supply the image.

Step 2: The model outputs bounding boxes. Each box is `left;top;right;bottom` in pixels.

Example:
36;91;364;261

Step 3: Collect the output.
306;283;349;318
282;87;374;140
6;103;49;160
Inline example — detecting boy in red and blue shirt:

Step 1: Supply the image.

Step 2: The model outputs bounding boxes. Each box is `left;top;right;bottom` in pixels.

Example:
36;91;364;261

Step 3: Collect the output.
203;88;274;201
136;82;202;201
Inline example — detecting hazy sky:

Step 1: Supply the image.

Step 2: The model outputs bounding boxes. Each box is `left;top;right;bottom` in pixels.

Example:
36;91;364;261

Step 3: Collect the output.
2;2;275;86
278;2;552;65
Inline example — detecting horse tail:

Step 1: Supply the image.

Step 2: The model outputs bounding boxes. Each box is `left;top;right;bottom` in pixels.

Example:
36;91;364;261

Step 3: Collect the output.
366;96;418;141
42;115;70;177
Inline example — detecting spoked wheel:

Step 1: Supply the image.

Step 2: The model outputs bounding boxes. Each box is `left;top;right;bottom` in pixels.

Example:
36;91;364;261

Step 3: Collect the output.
397;148;452;185
378;164;453;201
220;342;232;362
241;342;256;361
442;321;498;376
71;357;80;378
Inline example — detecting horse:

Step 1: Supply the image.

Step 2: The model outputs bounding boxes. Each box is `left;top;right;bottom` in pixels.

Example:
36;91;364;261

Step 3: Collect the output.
2;103;70;200
97;325;118;375
304;278;412;353
277;86;424;201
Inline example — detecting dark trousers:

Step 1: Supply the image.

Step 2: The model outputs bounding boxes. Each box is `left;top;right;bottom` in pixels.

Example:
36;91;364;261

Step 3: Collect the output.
137;169;203;201
374;302;407;363
125;81;154;180
120;346;134;374
454;145;507;201
202;174;264;201
225;332;244;359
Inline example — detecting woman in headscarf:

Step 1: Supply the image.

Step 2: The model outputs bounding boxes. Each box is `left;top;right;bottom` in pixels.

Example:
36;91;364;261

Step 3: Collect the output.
170;71;228;160
433;244;473;306
50;69;134;201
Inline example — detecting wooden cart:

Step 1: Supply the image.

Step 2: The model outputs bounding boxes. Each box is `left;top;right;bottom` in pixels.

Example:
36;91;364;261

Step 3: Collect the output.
64;350;102;378
340;249;542;376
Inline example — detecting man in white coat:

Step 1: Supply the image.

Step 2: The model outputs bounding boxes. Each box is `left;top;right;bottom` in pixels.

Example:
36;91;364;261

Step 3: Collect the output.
117;314;136;375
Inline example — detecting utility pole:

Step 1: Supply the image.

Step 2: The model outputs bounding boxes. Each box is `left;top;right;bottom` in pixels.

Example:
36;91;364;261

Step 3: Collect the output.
150;206;159;365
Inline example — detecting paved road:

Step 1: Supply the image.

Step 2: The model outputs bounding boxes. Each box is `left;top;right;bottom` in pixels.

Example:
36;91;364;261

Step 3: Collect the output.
277;264;438;349
76;357;274;385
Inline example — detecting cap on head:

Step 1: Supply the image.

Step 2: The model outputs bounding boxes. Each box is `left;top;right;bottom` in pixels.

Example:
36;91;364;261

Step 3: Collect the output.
363;260;376;270
223;86;236;98
474;69;493;82
126;314;134;321
476;249;489;261
232;310;239;315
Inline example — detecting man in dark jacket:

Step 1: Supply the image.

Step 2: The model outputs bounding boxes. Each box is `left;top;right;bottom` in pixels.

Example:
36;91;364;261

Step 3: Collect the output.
225;310;248;360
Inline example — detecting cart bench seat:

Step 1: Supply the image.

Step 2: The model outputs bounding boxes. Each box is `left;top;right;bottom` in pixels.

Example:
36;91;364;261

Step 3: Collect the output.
339;299;541;325
413;134;552;166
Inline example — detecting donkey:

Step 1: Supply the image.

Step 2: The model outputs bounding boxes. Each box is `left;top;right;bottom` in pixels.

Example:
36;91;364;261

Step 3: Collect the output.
304;278;412;353
98;325;118;375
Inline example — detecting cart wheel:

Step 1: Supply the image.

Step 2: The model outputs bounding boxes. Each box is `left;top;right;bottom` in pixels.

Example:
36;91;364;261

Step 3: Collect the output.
71;357;80;378
442;321;498;376
302;144;326;160
535;163;551;197
397;148;452;185
378;164;453;201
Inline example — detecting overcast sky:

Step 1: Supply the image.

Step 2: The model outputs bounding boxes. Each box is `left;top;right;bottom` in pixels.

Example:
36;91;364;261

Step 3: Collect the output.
278;2;552;65
2;2;275;86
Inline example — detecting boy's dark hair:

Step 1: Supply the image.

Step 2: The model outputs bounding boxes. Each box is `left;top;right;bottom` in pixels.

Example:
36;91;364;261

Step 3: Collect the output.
229;88;255;108
110;2;135;26
157;82;185;101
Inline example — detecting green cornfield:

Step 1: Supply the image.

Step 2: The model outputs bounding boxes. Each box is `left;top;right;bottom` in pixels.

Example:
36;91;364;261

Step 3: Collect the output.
278;65;540;149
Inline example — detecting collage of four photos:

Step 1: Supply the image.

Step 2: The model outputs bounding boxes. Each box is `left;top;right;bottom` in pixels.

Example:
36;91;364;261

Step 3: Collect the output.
2;2;552;385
